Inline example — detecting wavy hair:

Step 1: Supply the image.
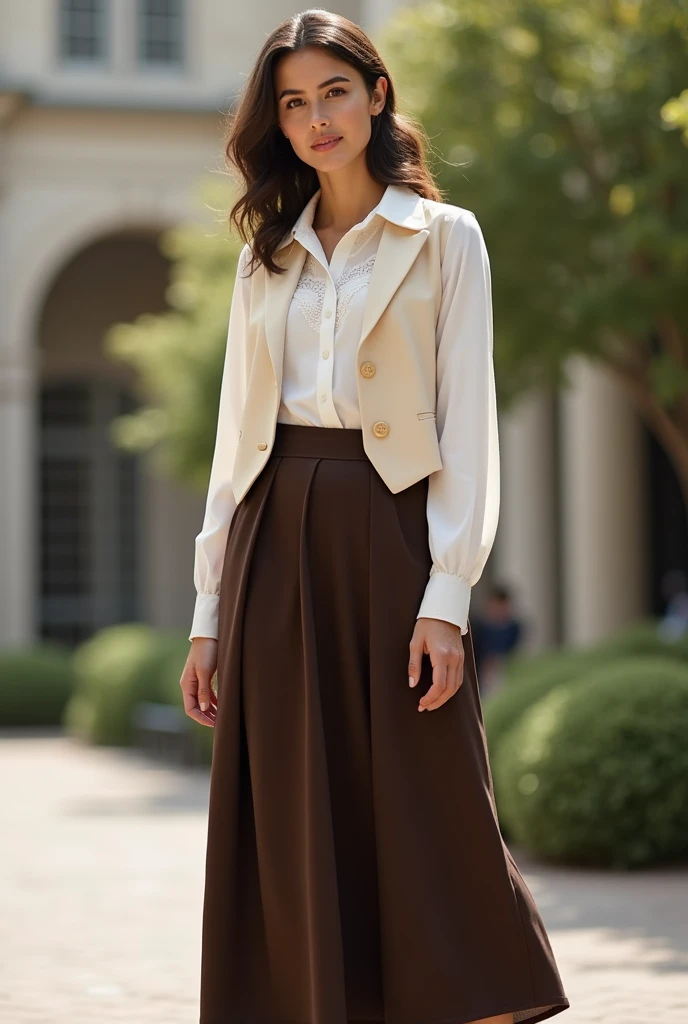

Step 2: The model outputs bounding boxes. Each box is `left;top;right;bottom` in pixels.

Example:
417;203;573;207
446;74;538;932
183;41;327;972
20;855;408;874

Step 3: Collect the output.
222;8;444;275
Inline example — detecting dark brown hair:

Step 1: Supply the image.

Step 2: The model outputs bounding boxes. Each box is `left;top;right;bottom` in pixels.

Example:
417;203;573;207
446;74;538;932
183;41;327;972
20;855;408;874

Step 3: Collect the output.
222;8;444;276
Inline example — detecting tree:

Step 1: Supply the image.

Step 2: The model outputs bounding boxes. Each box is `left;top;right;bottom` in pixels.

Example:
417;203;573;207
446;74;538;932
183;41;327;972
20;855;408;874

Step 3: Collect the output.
104;179;243;491
380;0;688;510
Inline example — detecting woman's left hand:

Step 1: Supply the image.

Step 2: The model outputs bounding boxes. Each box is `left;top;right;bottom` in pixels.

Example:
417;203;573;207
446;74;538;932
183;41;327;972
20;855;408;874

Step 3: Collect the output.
408;618;465;711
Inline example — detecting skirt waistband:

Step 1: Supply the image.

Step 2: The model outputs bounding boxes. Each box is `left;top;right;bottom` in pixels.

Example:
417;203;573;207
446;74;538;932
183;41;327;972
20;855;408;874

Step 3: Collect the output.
271;422;368;461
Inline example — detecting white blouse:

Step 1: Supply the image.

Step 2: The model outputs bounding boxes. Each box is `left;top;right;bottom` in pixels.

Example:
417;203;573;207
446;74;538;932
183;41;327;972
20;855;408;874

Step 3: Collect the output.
278;189;384;429
189;185;500;641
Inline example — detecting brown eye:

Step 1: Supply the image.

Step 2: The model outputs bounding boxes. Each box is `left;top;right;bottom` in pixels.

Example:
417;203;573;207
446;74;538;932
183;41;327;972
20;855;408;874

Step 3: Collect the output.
285;87;346;110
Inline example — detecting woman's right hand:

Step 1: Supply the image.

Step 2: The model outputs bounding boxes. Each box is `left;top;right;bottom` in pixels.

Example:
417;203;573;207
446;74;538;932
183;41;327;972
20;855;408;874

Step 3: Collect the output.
179;638;219;727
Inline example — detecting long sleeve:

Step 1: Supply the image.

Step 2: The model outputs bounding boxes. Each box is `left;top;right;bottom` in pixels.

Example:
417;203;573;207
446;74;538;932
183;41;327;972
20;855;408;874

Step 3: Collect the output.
188;242;252;641
416;210;500;634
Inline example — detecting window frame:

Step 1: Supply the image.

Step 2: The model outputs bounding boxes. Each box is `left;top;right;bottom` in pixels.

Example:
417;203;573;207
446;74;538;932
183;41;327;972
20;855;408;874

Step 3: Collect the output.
57;0;110;68
136;0;185;71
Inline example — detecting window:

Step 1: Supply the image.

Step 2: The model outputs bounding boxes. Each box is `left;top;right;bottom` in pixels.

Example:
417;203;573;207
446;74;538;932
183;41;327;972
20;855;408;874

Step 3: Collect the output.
59;0;107;62
138;0;184;67
39;381;141;647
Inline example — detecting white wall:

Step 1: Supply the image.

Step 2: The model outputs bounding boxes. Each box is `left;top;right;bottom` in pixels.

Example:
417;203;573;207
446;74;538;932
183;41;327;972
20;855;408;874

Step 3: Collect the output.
0;0;365;107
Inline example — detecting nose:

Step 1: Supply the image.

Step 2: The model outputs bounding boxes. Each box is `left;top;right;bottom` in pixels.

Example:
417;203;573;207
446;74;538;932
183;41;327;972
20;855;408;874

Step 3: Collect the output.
310;105;329;130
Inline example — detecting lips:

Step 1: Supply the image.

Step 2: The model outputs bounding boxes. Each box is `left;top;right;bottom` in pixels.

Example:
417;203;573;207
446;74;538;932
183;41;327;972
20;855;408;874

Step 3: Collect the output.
311;135;342;150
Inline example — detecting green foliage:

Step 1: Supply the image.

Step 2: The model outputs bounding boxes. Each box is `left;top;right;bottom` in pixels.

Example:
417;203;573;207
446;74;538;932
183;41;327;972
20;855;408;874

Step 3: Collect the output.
493;656;688;867
380;0;688;423
483;617;688;764
0;642;75;726
590;615;688;661
482;646;603;759
104;177;244;490
63;623;215;761
64;623;185;745
662;86;688;143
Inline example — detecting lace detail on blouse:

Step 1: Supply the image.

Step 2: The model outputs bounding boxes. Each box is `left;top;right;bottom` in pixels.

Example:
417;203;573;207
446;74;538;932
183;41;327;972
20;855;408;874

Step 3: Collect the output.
334;253;377;332
292;242;378;334
292;253;328;332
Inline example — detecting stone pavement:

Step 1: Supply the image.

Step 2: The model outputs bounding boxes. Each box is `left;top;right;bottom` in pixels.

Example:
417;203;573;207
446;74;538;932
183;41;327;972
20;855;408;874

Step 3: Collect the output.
1;729;687;1023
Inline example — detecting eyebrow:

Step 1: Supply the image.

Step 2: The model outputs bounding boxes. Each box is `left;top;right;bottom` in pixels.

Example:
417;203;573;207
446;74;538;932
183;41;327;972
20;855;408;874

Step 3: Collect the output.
278;75;351;101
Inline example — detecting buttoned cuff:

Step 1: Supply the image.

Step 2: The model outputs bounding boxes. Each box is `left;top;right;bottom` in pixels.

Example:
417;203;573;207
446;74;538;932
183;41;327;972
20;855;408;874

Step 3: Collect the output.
188;592;220;641
416;571;471;634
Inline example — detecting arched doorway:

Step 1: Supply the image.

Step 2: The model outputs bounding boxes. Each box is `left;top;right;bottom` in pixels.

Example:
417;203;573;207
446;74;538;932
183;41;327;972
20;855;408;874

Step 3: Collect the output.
35;228;203;646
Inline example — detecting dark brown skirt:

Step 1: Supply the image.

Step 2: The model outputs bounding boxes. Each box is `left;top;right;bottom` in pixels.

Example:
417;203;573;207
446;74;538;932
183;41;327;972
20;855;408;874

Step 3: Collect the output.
200;422;570;1024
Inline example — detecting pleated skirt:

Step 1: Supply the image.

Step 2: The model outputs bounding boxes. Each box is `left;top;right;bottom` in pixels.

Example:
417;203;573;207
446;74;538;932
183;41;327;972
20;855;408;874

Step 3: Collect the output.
200;422;570;1024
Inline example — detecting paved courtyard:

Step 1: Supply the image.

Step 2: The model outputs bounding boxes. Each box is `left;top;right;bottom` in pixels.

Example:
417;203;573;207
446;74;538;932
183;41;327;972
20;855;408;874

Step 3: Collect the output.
1;729;687;1023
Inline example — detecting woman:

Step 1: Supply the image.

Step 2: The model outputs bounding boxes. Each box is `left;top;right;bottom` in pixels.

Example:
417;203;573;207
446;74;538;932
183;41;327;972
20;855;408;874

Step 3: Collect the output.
179;9;570;1024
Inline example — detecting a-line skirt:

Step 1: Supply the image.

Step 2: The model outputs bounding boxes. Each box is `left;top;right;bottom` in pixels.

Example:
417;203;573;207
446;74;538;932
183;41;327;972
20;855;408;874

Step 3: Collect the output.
200;422;570;1024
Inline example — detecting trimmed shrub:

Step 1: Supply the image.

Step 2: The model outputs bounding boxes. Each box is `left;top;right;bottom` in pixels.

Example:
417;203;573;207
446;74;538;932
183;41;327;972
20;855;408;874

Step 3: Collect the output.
63;622;215;762
493;657;688;868
139;630;191;709
0;642;75;726
64;623;176;745
483;619;688;767
589;617;688;663
482;647;603;762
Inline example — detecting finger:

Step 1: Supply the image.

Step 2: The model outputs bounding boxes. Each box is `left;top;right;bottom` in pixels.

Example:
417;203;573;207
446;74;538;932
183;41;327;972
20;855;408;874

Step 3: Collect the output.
408;636;424;688
178;667;217;727
418;659;447;711
187;707;215;728
197;674;213;712
424;661;459;711
182;684;216;726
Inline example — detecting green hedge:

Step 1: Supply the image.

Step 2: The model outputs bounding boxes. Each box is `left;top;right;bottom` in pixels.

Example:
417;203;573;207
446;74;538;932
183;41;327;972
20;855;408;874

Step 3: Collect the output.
64;624;188;745
63;623;215;761
482;647;604;762
493;656;688;868
0;642;75;725
483;618;688;766
590;617;688;662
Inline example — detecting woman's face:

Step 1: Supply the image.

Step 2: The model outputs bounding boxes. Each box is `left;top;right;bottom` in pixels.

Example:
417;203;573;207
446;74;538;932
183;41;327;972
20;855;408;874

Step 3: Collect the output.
275;46;386;172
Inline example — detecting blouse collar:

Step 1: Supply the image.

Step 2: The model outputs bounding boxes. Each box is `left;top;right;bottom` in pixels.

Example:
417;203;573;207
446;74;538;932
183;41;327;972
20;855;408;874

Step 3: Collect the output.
276;183;427;251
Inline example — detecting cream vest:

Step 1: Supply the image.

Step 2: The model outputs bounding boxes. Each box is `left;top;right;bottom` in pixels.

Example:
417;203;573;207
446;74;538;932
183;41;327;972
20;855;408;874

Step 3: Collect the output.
231;185;458;504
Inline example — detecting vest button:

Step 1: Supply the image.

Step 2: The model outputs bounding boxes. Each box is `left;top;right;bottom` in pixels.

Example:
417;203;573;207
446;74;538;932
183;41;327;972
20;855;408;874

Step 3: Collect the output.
257;442;268;451
360;361;376;378
372;420;389;438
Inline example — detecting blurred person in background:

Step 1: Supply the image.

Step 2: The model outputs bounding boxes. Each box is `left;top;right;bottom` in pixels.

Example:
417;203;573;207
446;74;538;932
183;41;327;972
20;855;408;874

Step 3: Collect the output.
472;583;524;699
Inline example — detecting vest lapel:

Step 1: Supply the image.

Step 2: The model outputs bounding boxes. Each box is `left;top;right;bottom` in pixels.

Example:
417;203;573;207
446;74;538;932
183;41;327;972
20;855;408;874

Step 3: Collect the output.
358;222;430;350
263;242;309;391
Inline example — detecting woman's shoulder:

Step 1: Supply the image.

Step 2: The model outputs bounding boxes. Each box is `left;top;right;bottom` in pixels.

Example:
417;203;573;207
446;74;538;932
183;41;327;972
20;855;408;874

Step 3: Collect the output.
421;195;481;230
418;197;486;264
235;239;262;282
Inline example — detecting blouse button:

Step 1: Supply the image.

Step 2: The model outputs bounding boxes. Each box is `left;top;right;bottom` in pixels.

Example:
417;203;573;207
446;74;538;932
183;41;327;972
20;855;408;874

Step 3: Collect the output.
372;420;389;438
257;442;268;451
324;309;333;318
322;350;330;359
360;361;376;378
